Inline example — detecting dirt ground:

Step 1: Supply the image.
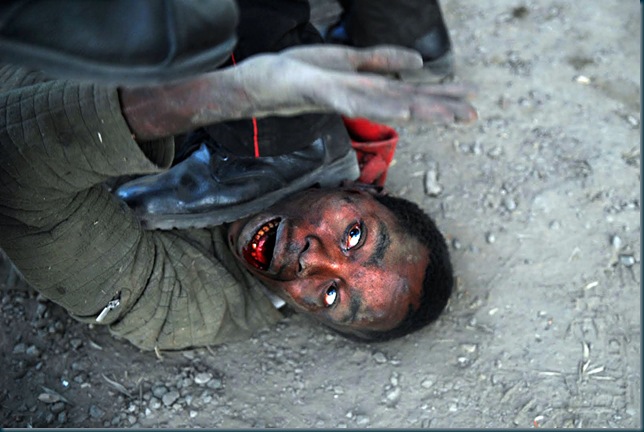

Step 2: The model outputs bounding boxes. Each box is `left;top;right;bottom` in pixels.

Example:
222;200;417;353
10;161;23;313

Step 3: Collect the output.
0;0;640;428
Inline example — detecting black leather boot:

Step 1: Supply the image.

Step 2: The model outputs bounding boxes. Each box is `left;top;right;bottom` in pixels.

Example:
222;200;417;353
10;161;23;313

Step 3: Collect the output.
325;0;453;81
115;114;360;230
0;0;238;85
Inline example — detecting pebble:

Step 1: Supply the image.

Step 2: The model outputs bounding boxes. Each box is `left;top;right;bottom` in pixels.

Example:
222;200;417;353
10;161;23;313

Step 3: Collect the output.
503;196;517;211
25;345;40;357
611;235;622;250
38;393;60;404
12;342;27;354
389;372;399;387
384;387;401;406
151;385;168;399
355;415;370;426
424;169;443;197
89;405;105;419
420;378;434;389
207;377;223;390
149;398;162;410
50;402;65;414
162;390;180;407
451;238;462;250
194;372;212;385
70;339;83;350
373;352;387;364
487;146;503;159
57;411;67;423
619;254;635;267
190;410;198;418
486;232;496;244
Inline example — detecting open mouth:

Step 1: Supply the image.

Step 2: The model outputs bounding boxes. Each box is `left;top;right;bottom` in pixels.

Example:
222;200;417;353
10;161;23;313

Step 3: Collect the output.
242;218;281;271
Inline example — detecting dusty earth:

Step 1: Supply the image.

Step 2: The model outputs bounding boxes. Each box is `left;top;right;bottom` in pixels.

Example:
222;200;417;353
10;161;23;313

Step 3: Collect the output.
0;0;640;428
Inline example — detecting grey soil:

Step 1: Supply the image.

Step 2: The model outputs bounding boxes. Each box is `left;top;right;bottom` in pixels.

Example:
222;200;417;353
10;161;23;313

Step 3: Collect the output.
1;0;640;428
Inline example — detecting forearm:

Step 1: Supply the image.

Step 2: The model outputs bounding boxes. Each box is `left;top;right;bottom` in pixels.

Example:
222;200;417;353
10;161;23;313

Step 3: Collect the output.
119;46;478;141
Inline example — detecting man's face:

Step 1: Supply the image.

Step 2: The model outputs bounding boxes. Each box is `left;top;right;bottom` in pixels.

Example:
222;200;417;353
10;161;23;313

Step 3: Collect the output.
227;187;429;336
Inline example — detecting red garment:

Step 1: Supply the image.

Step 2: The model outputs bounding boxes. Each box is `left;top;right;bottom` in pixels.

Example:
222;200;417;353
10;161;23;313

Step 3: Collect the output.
343;117;399;187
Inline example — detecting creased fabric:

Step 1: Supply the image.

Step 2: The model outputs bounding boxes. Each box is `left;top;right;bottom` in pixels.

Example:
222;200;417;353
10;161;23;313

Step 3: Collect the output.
0;65;282;351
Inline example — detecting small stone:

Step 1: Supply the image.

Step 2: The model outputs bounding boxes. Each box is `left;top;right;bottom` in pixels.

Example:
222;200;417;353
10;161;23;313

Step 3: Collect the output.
162;390;180;407
611;235;622;250
420;378;434;389
503;196;517;211
194;372;212;385
50;402;65;414
38;393;61;404
424;169;443;197
384;387;401;406
12;342;27;354
25;345;40;357
148;398;162;410
574;75;591;85
151;385;168;399
190;410;198;418
355;415;370;426
57;411;67;423
70;338;83;350
487;146;503;159
451;238;462;250
373;352;387;364
389;372;399;387
207;378;223;390
549;220;561;230
461;343;478;353
89;405;105;419
486;232;496;244
127;415;137;425
619;254;635;267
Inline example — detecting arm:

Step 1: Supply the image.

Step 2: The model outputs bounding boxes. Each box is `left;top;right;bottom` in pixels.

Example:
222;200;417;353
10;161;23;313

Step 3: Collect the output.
120;45;477;140
0;65;281;350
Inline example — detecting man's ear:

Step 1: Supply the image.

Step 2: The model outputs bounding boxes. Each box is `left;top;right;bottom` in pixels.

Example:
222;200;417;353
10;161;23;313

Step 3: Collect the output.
339;180;387;196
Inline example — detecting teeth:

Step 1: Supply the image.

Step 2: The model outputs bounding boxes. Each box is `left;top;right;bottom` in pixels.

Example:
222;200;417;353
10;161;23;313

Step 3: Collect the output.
244;219;280;270
253;221;277;243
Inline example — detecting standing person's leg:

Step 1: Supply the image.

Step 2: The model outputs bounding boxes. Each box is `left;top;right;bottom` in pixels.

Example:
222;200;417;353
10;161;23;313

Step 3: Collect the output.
0;0;239;85
326;0;453;80
115;0;360;230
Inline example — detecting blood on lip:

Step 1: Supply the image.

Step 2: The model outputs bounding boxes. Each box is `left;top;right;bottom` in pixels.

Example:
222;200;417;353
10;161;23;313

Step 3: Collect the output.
242;218;280;270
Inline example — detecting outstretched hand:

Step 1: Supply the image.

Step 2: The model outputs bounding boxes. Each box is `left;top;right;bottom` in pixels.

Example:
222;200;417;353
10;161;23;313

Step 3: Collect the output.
120;45;477;140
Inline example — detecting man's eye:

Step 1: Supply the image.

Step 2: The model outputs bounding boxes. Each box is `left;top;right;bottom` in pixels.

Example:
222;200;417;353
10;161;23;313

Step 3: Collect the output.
345;222;362;250
324;285;338;307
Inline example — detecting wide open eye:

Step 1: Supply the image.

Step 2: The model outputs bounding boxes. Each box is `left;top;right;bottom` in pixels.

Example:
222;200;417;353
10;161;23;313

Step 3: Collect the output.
324;284;338;307
345;222;362;250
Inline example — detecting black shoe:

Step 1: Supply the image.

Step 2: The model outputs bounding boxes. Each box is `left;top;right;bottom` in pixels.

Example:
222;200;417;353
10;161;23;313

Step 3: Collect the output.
0;0;238;85
115;114;360;230
325;0;453;82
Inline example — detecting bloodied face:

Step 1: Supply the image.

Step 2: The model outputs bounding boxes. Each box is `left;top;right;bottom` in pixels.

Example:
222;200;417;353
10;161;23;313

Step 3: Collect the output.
227;187;430;336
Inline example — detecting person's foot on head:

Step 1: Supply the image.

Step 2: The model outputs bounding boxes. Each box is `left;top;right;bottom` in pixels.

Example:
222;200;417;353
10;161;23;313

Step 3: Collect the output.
114;114;361;230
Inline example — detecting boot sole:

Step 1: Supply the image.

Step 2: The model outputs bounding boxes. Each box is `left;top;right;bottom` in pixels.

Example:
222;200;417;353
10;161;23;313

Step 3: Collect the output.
0;35;237;85
139;149;361;230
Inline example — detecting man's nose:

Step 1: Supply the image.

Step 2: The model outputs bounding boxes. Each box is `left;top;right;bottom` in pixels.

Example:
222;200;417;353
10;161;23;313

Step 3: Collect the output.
298;236;340;276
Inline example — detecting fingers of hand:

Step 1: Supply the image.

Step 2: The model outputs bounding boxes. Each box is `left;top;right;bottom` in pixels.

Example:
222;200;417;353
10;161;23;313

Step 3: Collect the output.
282;44;424;73
411;97;479;124
351;45;424;73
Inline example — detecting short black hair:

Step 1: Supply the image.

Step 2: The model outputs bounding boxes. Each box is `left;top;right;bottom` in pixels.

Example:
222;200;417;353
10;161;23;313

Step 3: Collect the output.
341;193;454;342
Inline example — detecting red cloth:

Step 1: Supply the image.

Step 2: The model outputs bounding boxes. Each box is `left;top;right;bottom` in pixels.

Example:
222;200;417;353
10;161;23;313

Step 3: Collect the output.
343;117;399;187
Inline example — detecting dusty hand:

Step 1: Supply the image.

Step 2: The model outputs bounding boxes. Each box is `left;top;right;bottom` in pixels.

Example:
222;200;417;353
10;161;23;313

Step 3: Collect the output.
230;44;478;123
120;45;477;140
